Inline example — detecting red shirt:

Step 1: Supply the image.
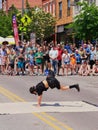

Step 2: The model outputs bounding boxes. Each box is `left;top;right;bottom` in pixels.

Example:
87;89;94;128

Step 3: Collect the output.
57;48;63;60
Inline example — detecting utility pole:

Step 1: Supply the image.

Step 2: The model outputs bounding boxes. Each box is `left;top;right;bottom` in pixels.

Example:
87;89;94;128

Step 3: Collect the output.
54;0;57;45
21;0;24;41
22;0;24;16
0;1;2;9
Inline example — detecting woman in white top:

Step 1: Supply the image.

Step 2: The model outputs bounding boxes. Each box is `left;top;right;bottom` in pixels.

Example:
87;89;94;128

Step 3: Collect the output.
0;45;7;74
62;49;70;76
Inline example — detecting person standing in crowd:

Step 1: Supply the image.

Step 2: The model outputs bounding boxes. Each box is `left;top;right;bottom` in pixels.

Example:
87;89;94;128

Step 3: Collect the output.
15;48;25;75
42;45;51;73
7;49;16;75
57;44;63;75
83;43;90;61
70;53;76;75
75;49;82;73
27;50;35;75
94;44;98;61
64;43;72;53
35;47;43;75
62;49;70;76
49;46;58;75
89;46;96;69
78;46;87;62
0;43;7;74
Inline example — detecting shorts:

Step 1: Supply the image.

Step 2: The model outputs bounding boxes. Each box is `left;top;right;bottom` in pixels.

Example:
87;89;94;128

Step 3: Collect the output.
77;61;81;64
9;63;14;69
17;61;24;69
64;61;70;65
35;62;42;66
29;61;34;66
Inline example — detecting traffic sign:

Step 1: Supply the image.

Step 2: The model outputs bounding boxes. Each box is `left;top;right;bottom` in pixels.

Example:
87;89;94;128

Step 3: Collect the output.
21;14;31;26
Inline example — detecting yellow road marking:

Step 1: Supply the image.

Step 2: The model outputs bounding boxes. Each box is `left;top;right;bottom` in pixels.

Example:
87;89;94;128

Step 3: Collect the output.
40;112;73;130
0;86;25;102
32;112;62;130
0;86;73;130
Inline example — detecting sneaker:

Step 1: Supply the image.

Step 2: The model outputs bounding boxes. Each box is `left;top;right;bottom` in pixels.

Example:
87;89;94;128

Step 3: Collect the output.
74;84;80;92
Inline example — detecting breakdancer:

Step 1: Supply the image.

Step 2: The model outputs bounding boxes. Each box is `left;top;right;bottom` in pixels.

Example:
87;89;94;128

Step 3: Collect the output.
29;70;80;107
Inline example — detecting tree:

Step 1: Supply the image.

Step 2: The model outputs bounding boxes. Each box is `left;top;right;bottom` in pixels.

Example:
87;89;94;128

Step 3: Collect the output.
16;1;32;40
0;10;12;37
69;1;98;41
29;7;56;43
17;7;56;42
0;6;19;37
0;4;56;42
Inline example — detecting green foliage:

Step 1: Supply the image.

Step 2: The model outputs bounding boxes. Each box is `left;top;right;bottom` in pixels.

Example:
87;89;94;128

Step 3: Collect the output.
0;5;56;41
0;6;19;37
25;0;32;16
71;1;98;41
17;7;56;41
30;7;56;41
0;10;11;37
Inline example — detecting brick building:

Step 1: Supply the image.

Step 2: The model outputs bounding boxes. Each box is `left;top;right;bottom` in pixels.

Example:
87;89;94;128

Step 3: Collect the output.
2;0;74;44
42;0;74;44
42;0;56;43
55;0;73;44
2;0;42;12
42;0;56;17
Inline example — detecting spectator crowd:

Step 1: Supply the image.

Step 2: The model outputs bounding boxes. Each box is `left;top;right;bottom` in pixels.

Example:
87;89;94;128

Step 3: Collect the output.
0;40;98;76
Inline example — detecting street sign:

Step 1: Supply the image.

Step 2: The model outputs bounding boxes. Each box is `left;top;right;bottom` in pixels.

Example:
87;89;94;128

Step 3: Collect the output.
30;32;36;43
21;14;31;26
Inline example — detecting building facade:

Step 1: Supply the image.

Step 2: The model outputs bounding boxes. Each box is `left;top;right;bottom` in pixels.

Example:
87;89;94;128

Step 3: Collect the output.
42;0;56;43
2;0;98;44
73;0;98;17
42;0;74;44
55;0;73;44
42;0;56;17
2;0;42;12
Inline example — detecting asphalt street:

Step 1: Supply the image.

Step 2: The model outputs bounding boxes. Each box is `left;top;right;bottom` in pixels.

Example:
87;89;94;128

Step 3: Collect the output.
0;74;98;130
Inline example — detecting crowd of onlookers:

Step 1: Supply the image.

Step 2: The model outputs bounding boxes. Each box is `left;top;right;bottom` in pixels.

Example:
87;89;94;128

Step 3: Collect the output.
0;40;98;76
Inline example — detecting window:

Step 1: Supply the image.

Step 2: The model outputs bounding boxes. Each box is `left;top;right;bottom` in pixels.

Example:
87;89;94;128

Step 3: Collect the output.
50;2;52;13
74;0;79;2
85;0;96;4
75;4;80;13
59;2;62;19
67;0;70;8
67;0;70;16
89;0;96;4
74;0;81;14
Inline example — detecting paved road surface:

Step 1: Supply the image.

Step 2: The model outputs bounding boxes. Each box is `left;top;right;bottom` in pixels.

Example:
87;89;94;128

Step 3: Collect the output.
0;75;98;130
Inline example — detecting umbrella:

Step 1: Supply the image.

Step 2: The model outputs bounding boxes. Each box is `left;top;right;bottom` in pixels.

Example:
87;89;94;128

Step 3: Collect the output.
0;36;15;45
2;41;9;45
5;36;15;45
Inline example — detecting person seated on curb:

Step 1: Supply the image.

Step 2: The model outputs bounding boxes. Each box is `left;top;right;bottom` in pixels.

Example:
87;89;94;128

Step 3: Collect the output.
29;70;80;107
92;60;98;76
78;60;91;76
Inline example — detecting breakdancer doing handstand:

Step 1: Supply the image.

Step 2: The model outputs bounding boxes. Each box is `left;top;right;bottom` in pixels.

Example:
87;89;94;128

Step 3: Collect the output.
29;70;80;107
